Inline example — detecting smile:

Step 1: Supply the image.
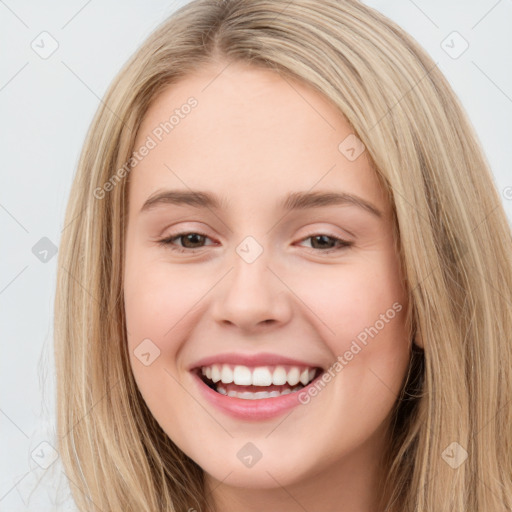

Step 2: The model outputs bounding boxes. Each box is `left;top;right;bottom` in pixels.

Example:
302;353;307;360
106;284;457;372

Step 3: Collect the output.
190;362;325;420
198;364;320;399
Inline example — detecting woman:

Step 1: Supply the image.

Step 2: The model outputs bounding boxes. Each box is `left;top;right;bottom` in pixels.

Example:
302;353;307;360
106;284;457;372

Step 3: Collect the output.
54;0;512;510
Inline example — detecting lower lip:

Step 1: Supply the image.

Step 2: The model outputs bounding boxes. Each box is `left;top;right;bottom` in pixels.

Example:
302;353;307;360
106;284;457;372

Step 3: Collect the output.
191;370;323;421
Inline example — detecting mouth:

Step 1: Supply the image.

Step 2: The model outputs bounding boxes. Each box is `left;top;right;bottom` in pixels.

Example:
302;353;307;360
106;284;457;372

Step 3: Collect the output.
192;364;324;400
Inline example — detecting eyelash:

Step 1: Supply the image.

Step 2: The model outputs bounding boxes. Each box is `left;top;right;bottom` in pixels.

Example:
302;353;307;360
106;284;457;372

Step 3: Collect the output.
157;231;353;254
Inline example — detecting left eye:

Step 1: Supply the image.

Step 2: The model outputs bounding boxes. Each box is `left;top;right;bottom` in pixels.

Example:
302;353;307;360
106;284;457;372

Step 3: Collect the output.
157;231;353;254
298;234;353;253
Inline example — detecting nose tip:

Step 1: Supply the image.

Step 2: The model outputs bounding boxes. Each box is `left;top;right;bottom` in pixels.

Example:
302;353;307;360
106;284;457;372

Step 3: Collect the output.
210;257;291;332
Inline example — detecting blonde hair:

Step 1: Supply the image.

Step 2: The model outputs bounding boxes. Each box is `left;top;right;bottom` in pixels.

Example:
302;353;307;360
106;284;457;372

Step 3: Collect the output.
54;0;512;510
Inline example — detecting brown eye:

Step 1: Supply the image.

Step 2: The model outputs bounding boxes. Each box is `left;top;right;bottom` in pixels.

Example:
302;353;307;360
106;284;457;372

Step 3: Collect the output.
158;232;214;253
309;235;337;249
298;233;353;254
176;233;207;249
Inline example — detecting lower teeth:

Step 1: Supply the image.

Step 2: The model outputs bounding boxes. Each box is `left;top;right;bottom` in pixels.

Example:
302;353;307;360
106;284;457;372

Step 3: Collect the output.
215;385;304;399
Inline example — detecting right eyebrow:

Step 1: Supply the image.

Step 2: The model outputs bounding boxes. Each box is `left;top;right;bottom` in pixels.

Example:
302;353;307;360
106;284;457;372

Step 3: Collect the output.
140;189;228;213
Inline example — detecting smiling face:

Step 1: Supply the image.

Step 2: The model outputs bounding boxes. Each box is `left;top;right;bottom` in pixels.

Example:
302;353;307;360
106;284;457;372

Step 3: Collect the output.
123;60;411;508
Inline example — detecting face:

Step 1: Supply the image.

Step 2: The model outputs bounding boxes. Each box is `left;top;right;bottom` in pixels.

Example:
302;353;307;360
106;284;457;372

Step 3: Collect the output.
123;60;411;505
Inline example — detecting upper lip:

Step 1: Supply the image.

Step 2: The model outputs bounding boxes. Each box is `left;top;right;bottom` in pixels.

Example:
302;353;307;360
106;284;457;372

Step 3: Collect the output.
189;352;325;371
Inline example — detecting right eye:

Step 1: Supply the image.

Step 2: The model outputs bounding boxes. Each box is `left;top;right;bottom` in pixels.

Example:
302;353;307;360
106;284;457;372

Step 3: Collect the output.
157;231;217;253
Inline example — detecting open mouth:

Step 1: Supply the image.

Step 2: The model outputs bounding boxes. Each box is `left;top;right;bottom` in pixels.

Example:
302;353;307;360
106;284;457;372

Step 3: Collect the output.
193;365;324;400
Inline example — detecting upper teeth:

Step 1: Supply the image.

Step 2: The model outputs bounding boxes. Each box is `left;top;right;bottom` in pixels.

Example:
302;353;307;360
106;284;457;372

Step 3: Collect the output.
201;364;317;387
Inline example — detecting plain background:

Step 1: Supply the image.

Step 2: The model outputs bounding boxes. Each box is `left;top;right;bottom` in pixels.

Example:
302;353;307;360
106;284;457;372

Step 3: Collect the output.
1;0;511;509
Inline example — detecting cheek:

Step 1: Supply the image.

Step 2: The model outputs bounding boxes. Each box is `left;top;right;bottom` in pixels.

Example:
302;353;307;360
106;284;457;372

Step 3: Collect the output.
124;255;206;345
123;254;218;414
123;260;201;444
289;252;410;397
123;253;183;390
291;255;406;347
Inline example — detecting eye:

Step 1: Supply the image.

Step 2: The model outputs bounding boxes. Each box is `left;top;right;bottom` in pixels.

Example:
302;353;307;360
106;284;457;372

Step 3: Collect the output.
296;233;353;254
157;231;216;253
157;231;353;254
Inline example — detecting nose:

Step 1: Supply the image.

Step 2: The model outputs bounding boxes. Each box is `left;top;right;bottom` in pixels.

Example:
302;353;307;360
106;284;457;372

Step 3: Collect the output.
210;248;292;333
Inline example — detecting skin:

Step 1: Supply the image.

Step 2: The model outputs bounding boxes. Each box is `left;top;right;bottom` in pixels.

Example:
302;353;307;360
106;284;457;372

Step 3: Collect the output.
123;59;412;512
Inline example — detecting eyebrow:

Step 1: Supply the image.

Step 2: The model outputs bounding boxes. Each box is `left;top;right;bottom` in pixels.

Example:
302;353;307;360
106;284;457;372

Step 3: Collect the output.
140;189;383;218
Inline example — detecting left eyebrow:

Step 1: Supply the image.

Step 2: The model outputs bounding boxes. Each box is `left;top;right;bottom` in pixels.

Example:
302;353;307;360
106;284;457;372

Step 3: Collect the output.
139;189;383;218
282;190;383;218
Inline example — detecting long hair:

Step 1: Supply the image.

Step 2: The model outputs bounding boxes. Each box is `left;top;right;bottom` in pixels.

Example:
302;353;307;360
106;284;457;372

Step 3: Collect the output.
54;0;512;510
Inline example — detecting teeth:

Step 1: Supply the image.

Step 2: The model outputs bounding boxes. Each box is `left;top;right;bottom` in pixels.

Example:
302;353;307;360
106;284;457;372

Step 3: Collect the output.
272;366;287;385
233;365;252;385
220;365;233;384
287;367;300;386
211;365;221;383
216;384;303;399
300;368;310;386
201;364;318;387
252;367;273;386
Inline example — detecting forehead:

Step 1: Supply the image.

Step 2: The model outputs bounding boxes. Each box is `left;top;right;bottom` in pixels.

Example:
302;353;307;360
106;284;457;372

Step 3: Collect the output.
129;61;388;214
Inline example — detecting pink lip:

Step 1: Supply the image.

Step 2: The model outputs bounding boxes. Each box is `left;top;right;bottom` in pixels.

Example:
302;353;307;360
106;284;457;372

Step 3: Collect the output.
191;370;323;421
189;352;324;371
